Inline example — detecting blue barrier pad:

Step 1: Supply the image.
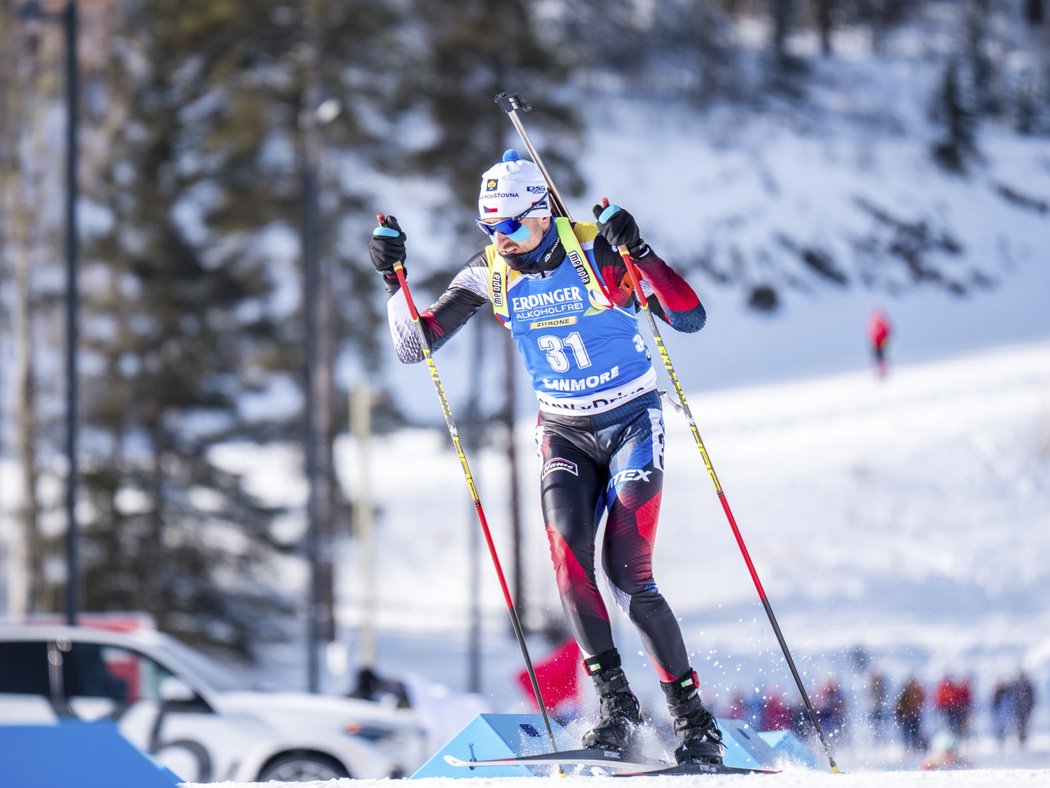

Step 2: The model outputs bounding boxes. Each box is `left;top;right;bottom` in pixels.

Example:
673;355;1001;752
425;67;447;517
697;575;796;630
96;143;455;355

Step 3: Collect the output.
717;718;780;769
412;713;573;778
0;721;181;788
758;729;819;768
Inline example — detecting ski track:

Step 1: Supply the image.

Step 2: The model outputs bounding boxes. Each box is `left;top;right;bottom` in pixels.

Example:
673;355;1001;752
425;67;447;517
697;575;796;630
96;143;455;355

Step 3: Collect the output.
186;766;1050;788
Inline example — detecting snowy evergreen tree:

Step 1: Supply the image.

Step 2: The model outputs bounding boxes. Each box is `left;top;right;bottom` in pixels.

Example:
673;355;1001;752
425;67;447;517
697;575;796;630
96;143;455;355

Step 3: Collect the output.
554;0;739;101
77;0;310;657
0;3;70;616
931;58;978;173
396;0;581;235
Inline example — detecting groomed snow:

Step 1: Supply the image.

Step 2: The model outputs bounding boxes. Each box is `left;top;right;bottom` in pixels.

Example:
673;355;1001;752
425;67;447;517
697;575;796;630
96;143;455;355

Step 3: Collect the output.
190;766;1050;788
196;336;1050;787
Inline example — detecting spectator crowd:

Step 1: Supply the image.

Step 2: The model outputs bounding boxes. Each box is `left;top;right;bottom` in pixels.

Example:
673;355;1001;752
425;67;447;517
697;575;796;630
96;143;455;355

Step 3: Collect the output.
712;666;1041;760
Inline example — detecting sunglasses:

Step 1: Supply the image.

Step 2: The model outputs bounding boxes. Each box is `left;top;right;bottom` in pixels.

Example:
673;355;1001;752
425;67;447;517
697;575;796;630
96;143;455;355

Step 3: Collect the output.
474;202;544;238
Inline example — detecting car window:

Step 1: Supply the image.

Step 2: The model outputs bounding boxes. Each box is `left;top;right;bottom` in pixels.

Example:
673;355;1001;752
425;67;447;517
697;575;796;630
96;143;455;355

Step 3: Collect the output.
152;636;248;692
0;641;51;695
60;642;175;703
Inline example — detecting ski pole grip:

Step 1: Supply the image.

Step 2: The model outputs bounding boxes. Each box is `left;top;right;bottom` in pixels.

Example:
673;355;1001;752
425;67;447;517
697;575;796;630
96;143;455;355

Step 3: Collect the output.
375;213;413;311
601;197;645;297
494;92;532;114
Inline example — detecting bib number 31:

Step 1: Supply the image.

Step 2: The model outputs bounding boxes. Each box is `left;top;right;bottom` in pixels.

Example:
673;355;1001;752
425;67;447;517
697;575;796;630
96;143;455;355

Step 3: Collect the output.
537;331;592;372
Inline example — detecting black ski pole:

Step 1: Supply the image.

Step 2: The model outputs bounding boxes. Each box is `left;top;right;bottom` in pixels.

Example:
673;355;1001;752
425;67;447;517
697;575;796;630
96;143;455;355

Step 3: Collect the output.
493;95;840;773
376;215;559;753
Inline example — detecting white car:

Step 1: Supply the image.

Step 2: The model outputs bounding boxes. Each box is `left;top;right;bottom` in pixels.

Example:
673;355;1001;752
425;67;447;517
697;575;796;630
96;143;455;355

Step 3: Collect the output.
0;625;429;782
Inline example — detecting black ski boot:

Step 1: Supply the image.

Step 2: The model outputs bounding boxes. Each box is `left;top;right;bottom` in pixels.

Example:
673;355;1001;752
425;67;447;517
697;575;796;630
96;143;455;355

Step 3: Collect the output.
661;670;724;765
581;650;643;754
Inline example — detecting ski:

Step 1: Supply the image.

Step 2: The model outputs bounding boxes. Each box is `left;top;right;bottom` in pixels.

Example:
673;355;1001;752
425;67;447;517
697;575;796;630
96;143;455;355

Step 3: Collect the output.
443;749;780;776
442;748;661;772
615;762;780;777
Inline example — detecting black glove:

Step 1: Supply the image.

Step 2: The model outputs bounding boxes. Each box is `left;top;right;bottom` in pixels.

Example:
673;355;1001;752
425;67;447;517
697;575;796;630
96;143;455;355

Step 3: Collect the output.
370;215;407;293
593;202;650;259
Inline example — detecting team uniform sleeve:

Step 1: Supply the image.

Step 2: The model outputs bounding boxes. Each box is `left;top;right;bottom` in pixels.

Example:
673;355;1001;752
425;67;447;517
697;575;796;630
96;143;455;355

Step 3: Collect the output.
593;235;706;333
386;251;491;363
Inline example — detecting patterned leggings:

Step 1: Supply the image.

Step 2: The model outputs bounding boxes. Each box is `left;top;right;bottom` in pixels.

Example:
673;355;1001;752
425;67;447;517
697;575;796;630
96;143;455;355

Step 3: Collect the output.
536;391;690;682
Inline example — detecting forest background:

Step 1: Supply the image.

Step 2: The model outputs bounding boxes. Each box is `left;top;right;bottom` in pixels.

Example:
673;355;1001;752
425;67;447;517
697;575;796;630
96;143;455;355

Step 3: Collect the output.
1;0;1048;670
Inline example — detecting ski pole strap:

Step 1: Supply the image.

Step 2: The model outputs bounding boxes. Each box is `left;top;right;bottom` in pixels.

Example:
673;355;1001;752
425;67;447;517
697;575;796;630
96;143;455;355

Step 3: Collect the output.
553;218;614;309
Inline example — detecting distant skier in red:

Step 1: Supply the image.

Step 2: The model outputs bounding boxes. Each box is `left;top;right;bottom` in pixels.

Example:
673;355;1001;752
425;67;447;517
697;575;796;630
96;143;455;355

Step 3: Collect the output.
868;308;892;377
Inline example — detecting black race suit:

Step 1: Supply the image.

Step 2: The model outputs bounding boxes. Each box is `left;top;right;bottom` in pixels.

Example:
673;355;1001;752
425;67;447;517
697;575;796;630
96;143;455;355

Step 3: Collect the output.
386;229;706;681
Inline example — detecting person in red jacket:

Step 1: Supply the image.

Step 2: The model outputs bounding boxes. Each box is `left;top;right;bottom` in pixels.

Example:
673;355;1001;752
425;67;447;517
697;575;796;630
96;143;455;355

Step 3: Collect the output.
868;308;892;377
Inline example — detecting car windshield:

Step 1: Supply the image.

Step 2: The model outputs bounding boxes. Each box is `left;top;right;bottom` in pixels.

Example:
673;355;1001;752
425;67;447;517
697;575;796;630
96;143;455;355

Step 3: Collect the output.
150;634;255;693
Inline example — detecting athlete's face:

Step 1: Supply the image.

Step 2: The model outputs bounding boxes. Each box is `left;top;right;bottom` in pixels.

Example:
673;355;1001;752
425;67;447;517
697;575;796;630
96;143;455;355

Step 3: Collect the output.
493;216;551;256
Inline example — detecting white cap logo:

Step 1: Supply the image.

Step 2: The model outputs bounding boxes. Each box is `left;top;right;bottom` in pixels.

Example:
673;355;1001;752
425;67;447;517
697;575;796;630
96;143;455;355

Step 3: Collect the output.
478;149;551;219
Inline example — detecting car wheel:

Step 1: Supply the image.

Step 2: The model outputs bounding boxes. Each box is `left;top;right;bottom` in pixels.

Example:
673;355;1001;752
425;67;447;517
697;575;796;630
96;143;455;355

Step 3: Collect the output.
258;752;348;782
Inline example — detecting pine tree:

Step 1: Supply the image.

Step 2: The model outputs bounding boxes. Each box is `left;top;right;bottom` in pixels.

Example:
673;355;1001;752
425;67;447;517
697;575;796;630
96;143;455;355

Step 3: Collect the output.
396;0;582;239
964;0;1000;116
77;0;315;657
72;0;450;658
931;59;977;173
552;0;739;101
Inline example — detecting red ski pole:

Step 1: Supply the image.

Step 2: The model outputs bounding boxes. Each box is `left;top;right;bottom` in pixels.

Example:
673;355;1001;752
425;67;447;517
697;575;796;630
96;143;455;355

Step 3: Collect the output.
494;89;840;772
602;199;841;774
377;215;559;753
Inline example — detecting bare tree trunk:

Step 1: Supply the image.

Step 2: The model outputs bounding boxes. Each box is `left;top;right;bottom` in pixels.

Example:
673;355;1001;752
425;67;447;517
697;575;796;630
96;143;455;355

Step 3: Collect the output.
817;0;834;56
1043;14;1050;129
3;36;51;616
351;386;376;670
0;7;16;618
772;0;795;63
1025;0;1043;26
13;207;42;617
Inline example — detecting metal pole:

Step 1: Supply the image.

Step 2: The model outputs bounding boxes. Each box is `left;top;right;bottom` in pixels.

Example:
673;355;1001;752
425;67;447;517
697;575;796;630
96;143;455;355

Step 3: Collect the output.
301;0;337;691
301;0;323;692
493;93;571;220
352;387;376;670
302;140;321;693
503;330;525;631
63;0;79;627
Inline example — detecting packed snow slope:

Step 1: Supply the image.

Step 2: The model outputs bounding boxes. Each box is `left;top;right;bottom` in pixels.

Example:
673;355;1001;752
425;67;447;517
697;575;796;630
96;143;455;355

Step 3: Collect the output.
195;338;1050;784
331;338;1050;694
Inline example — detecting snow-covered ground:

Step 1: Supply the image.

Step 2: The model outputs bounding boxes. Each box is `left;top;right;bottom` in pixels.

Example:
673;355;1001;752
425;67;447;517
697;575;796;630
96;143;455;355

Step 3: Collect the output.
327;338;1050;666
192;769;1050;788
213;335;1050;788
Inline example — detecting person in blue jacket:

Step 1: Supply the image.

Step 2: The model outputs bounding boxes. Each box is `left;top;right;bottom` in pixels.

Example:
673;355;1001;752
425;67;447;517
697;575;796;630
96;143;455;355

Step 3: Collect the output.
369;150;721;765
